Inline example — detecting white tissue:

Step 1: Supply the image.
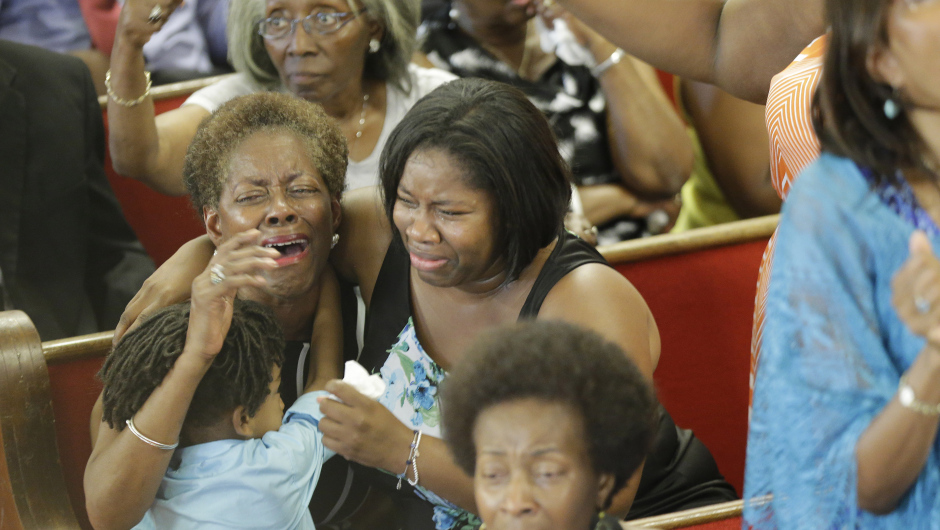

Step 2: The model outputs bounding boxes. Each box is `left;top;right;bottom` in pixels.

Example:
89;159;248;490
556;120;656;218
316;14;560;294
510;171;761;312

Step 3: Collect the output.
536;16;596;68
339;360;386;400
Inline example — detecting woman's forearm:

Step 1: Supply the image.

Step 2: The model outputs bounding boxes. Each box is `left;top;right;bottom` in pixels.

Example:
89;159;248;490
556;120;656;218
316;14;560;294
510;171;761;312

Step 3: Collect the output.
306;267;344;391
386;434;478;513
85;354;212;530
856;348;940;514
555;0;824;103
107;17;205;196
596;52;692;198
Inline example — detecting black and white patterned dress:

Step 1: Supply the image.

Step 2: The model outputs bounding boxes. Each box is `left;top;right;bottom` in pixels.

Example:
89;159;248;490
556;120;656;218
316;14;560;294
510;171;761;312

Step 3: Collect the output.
420;7;648;242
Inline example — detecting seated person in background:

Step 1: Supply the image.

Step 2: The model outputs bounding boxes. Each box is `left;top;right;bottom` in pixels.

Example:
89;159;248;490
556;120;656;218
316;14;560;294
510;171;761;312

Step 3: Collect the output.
672;79;779;232
0;39;154;340
418;0;691;242
442;320;657;530
0;0;230;94
745;0;940;525
98;287;332;528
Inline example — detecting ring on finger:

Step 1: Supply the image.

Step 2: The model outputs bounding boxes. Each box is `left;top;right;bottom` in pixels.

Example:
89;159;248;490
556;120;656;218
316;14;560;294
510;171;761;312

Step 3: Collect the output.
916;296;931;314
148;5;165;24
209;263;226;285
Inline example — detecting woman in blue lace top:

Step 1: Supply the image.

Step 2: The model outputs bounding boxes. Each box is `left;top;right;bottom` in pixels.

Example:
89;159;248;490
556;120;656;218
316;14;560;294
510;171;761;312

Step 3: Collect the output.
743;0;940;526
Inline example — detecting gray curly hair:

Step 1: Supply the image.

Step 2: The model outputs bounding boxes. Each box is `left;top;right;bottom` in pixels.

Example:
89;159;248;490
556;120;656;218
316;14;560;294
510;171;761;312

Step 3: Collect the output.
227;0;419;91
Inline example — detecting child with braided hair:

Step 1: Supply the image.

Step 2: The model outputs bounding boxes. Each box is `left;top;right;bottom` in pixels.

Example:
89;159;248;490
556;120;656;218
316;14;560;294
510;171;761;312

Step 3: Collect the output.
93;232;338;529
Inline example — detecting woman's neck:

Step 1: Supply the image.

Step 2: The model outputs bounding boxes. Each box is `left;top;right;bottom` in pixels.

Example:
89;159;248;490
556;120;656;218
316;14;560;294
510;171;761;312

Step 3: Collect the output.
455;12;528;67
910;109;940;166
238;288;318;342
320;78;387;162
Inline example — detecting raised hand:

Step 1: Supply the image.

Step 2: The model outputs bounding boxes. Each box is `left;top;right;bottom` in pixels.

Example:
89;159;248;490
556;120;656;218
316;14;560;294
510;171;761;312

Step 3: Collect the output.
118;0;185;49
892;231;940;346
183;230;280;360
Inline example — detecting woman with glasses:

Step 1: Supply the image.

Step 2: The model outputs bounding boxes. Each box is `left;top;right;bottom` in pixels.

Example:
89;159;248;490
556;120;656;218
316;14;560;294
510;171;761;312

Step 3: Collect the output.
106;0;454;195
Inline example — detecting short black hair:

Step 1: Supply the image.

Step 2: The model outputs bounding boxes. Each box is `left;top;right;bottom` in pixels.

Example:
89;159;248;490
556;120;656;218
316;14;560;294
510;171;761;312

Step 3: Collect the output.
814;0;928;182
100;299;285;433
442;321;656;507
379;78;572;283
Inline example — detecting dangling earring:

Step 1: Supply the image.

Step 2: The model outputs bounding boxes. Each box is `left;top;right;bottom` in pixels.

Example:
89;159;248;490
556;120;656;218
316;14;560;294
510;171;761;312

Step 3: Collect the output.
369;38;381;53
331;233;340;249
478;524;486;530
594;511;607;530
884;89;902;120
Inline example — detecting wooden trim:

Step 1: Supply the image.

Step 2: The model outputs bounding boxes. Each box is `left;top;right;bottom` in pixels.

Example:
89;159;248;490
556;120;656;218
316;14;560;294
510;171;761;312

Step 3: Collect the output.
98;73;236;109
43;331;113;366
627;499;743;529
600;215;778;264
0;310;81;529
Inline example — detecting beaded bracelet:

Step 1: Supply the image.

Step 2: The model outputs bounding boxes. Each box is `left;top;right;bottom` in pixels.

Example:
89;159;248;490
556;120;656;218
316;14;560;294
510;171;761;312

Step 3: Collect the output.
126;417;179;450
396;429;422;490
105;69;152;107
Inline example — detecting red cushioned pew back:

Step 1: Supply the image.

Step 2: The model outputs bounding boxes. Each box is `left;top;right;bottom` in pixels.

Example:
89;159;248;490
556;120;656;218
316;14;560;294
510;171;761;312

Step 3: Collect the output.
98;76;228;265
602;216;776;497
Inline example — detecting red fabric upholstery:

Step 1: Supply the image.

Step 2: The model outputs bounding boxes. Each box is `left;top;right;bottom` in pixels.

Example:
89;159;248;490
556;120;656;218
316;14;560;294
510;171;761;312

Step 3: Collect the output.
102;96;207;266
47;357;105;530
614;239;768;496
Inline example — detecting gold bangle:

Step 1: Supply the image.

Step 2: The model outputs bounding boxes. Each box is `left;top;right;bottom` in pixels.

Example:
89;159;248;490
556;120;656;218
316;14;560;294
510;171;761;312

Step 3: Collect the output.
898;375;940;416
105;69;152;107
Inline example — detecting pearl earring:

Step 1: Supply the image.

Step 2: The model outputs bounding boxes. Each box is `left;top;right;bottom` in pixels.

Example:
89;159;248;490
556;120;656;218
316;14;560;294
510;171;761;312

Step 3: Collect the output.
331;233;340;249
884;89;902;120
369;38;381;53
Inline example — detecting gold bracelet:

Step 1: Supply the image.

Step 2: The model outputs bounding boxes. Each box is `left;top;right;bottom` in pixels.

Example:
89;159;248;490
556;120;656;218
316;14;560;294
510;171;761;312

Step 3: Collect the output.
898;375;940;416
105;69;152;107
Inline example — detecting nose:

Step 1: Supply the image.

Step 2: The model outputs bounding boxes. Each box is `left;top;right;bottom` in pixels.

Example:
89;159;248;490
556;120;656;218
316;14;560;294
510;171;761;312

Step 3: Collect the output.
287;20;319;55
501;472;537;517
265;191;298;227
405;209;440;244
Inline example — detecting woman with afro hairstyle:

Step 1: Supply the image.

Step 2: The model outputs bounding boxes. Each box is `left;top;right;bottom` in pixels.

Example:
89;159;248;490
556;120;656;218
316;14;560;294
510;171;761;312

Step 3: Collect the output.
442;320;657;530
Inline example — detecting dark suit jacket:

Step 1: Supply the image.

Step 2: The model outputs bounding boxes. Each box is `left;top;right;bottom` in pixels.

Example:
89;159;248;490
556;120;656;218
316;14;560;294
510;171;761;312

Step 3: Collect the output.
0;39;154;340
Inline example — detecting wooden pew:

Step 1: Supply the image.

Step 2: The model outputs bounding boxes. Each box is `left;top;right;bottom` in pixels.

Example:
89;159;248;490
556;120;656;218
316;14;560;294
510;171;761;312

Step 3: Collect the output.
0;215;774;529
99;76;228;266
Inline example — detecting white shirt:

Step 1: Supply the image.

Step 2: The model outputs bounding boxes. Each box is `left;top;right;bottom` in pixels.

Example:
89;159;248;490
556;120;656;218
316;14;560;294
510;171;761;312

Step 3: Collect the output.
184;64;457;191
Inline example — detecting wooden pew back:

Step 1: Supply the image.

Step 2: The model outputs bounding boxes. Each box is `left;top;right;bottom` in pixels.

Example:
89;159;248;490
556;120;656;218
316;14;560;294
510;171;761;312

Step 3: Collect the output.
601;215;777;496
0;311;84;529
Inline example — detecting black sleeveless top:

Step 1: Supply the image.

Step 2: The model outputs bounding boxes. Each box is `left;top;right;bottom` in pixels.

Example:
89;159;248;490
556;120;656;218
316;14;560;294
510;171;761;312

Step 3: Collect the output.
358;230;605;373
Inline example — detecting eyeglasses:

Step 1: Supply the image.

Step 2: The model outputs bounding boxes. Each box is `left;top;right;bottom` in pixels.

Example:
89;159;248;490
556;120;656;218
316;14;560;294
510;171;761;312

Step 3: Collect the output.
258;8;368;39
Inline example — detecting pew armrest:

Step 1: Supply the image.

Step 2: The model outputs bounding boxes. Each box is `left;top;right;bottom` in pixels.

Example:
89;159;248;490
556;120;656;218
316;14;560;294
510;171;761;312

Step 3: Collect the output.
0;310;82;529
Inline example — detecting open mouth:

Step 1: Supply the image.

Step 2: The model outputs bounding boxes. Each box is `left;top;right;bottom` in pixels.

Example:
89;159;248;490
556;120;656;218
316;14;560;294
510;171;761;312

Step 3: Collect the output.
262;235;310;265
265;240;308;257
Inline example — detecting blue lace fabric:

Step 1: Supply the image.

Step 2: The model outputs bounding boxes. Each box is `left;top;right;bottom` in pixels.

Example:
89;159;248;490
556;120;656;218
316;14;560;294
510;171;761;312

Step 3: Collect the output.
743;153;940;528
857;164;940;238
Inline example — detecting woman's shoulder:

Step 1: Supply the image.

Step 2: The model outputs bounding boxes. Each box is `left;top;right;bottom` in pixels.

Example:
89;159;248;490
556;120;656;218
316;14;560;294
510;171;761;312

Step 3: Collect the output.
784;153;871;215
401;63;458;99
183;73;271;113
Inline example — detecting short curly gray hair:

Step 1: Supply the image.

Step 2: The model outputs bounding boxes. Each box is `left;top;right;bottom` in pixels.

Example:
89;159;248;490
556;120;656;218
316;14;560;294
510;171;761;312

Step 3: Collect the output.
183;92;347;215
227;0;419;91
